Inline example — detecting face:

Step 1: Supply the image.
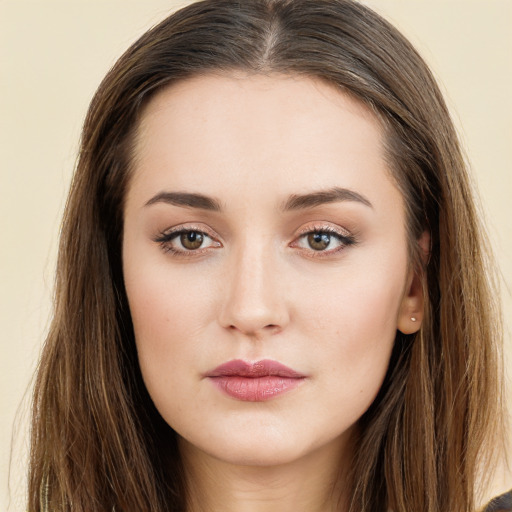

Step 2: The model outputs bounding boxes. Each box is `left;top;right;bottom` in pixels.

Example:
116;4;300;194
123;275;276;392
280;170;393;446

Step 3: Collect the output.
122;74;422;467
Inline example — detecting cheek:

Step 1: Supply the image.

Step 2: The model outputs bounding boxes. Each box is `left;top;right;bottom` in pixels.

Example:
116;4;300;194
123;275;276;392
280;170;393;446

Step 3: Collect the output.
123;257;218;403
294;253;407;402
128;273;211;340
298;258;405;342
125;236;220;334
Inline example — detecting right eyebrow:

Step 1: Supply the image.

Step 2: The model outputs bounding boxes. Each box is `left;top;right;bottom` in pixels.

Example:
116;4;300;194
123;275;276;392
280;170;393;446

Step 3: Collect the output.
144;191;222;211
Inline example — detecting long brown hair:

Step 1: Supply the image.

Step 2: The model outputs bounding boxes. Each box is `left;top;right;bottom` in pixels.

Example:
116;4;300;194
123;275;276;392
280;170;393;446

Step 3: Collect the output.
28;1;506;510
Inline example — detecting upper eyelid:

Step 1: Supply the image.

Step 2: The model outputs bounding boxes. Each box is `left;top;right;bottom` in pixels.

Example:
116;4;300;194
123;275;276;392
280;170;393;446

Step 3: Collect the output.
157;223;349;237
157;223;218;239
155;221;351;235
294;222;352;237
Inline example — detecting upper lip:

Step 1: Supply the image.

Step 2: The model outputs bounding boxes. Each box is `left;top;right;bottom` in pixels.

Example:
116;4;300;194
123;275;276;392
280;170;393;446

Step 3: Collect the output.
206;359;305;378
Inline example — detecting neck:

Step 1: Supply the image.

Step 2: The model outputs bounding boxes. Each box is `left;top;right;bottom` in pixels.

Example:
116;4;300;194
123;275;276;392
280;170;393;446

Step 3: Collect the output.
179;436;353;512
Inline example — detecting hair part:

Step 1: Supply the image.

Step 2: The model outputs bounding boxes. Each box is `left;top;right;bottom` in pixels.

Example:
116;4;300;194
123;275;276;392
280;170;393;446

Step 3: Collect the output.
29;1;506;511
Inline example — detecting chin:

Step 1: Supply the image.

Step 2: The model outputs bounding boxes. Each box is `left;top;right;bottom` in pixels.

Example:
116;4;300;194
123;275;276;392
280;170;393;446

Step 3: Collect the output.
178;423;341;469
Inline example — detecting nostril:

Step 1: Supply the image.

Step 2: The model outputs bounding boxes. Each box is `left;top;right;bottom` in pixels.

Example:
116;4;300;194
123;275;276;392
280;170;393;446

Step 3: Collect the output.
227;323;281;335
263;324;282;334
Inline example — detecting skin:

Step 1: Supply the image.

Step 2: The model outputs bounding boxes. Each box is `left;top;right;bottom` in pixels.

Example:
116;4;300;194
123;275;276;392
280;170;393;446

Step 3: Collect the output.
122;73;424;512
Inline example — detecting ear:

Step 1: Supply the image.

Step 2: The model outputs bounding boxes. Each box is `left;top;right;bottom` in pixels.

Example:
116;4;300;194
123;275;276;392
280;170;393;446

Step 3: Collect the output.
397;231;430;335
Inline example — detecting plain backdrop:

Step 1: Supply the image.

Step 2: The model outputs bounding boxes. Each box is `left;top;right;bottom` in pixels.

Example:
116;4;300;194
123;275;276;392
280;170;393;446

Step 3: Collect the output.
1;1;511;510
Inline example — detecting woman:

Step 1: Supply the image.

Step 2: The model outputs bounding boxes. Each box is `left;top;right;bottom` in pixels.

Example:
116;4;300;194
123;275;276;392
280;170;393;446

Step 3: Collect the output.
28;0;508;511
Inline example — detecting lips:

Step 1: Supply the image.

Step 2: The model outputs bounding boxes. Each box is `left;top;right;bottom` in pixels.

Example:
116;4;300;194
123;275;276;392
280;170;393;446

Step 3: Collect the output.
206;359;306;402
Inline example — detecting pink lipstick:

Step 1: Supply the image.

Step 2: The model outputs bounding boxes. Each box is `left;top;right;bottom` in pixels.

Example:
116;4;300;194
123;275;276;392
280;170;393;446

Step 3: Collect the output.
206;359;305;402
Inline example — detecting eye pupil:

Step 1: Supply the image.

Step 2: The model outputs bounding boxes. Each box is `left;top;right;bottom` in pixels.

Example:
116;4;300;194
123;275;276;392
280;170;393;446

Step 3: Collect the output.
180;231;204;250
308;232;330;251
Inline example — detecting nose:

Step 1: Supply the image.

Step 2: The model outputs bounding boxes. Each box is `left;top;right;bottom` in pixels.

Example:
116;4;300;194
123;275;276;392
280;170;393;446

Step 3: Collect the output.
218;241;290;337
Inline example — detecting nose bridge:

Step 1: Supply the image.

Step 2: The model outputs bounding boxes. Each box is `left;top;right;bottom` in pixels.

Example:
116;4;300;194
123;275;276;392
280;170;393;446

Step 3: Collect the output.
220;232;288;335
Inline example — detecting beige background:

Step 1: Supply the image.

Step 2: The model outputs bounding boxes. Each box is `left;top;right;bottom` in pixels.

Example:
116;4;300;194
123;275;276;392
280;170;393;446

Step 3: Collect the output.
1;1;510;510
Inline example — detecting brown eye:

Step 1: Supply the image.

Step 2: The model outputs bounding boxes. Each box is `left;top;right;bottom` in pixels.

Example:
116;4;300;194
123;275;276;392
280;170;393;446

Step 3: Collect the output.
307;232;331;251
292;227;355;256
180;231;204;250
156;227;221;256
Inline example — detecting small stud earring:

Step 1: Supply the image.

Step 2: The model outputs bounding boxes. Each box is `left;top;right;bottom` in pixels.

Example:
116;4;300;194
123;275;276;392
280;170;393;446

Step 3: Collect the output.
411;317;417;322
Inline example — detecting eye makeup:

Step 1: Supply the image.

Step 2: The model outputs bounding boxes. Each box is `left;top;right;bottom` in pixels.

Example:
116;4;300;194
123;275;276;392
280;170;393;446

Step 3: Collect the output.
290;223;358;259
153;220;358;260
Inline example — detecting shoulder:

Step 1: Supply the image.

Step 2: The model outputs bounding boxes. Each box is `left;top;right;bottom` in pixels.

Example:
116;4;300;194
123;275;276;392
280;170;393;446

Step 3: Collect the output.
483;489;512;512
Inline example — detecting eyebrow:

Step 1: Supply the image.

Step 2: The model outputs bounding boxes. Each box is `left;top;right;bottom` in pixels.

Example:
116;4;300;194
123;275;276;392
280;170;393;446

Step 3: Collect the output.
282;187;373;210
144;186;372;212
144;191;222;211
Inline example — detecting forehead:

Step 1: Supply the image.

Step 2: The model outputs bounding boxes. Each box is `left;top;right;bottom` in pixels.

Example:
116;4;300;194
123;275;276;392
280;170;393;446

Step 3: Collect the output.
128;73;400;214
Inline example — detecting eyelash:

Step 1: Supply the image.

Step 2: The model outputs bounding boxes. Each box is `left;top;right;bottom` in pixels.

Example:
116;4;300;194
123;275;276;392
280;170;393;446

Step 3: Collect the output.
154;224;357;258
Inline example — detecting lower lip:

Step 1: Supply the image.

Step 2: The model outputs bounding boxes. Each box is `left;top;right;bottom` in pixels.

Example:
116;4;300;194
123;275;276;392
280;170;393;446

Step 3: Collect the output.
209;376;304;402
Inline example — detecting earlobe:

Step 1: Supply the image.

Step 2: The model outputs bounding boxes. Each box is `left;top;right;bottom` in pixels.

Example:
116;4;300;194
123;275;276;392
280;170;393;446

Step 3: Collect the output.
397;231;430;335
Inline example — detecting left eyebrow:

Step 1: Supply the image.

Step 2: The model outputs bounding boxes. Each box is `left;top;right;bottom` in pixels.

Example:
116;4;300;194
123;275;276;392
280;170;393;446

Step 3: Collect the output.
282;187;373;211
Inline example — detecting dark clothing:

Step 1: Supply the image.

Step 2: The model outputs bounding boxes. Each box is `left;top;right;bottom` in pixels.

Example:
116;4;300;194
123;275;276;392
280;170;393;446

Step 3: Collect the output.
484;489;512;512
